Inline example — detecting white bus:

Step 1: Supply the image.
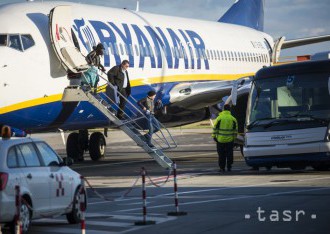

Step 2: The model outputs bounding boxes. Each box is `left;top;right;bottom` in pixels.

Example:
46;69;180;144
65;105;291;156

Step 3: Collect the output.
244;60;330;170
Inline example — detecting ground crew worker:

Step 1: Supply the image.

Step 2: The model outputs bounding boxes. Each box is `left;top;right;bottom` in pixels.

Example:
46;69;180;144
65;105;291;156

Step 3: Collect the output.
107;60;131;119
212;104;238;172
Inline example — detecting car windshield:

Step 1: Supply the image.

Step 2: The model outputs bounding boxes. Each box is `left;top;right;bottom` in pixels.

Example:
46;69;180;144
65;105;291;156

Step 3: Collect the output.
247;73;330;129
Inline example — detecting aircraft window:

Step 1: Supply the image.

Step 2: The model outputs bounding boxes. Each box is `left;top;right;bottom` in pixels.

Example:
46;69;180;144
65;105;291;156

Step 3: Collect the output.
129;44;133;55
113;43;119;55
119;44;124;55
139;45;144;56
21;34;35;50
217;50;220;60
109;43;114;55
188;47;194;59
134;44;139;56
209;50;213;60
149;46;154;57
174;47;179;58
206;50;210;60
173;47;178;58
0;34;8;46
196;48;201;59
9;35;23;51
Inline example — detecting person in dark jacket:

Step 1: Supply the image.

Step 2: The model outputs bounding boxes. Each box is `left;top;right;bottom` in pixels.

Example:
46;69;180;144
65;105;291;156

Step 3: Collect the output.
86;43;106;72
137;90;162;147
107;60;131;119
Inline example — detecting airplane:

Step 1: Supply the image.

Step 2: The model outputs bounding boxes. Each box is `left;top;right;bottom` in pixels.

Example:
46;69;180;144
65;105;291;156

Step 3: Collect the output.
1;0;329;162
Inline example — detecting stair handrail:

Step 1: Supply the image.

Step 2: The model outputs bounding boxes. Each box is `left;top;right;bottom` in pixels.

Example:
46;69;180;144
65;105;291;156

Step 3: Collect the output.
80;70;177;149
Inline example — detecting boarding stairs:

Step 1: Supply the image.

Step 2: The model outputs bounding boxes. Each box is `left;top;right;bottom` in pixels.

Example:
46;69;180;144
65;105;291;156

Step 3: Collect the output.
61;73;176;169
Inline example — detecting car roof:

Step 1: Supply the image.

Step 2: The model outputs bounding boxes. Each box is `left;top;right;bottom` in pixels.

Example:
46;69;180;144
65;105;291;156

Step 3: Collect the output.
0;137;44;148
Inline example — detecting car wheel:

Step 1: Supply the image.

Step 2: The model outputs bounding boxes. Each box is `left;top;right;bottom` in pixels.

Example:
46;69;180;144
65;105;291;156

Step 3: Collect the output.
9;202;31;234
67;132;84;162
66;187;87;224
89;132;106;161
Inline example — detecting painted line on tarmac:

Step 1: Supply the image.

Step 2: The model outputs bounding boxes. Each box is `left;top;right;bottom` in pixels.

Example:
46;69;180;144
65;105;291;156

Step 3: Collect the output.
88;175;330;206
113;186;330;213
73;152;217;169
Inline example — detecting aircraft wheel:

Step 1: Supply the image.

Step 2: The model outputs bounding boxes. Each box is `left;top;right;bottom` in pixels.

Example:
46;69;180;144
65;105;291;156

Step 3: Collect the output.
89;132;106;161
66;133;84;162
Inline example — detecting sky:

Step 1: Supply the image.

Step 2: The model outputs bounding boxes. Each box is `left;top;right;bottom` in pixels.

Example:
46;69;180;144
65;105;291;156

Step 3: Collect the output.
1;0;329;58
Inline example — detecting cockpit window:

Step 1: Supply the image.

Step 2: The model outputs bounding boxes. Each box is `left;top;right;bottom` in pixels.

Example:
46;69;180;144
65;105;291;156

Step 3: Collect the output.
9;35;23;51
21;34;35;50
0;35;7;46
0;34;35;51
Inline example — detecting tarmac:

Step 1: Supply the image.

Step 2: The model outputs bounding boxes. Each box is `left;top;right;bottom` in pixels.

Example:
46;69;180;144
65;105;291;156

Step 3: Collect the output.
3;128;330;234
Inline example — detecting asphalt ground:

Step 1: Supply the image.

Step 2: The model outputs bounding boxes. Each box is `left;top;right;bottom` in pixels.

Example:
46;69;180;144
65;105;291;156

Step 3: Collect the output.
2;128;330;234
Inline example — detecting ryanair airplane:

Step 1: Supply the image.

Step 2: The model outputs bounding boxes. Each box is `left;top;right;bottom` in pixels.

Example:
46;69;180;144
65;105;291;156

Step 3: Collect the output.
0;0;329;160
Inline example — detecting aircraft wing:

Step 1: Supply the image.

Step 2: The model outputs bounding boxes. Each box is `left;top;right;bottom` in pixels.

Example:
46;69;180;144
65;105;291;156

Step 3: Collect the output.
168;78;250;110
282;34;330;49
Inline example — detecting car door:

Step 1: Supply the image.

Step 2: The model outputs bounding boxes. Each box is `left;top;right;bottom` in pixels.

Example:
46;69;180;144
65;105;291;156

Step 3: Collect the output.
16;143;51;213
35;142;73;211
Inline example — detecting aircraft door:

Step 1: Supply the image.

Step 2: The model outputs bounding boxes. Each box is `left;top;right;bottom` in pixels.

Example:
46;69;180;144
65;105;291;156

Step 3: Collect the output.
49;6;89;73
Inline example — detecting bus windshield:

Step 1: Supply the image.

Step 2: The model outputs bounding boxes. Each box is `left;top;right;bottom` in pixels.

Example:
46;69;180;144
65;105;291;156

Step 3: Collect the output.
247;73;330;129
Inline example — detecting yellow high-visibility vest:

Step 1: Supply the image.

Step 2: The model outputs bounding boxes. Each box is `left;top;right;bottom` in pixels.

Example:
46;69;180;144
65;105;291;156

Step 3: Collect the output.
212;110;238;143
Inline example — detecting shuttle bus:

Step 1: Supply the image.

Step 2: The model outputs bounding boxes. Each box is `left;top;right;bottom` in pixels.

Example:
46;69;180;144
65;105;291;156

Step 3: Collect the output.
244;60;330;170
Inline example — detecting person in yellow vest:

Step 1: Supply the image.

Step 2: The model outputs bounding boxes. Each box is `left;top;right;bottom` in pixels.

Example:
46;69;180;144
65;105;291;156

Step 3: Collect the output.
212;104;238;172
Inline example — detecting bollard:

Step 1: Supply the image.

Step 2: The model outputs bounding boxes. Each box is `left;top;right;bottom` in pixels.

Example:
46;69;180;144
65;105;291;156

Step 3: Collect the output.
15;185;21;234
168;162;187;216
134;167;155;225
80;176;86;234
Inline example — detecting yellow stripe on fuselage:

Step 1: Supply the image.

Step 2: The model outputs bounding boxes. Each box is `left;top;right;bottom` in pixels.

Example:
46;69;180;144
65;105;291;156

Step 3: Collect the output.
0;73;254;115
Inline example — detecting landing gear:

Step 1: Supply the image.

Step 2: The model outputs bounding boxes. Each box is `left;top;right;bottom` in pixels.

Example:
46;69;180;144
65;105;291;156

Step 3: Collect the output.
66;130;106;162
89;132;106;161
66;132;85;162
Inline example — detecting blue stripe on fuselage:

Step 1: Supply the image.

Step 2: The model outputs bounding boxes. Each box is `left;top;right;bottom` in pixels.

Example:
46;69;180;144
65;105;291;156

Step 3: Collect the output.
1;83;176;132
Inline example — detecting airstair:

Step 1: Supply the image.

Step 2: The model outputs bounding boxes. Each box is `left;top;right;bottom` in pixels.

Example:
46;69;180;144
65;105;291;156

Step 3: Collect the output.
61;73;177;169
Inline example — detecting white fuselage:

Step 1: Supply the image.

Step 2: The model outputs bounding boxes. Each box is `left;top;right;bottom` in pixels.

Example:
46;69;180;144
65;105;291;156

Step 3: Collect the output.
0;1;273;131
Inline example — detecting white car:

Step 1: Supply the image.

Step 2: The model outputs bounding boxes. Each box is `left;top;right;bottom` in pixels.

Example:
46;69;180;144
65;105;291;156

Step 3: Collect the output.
0;135;86;233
